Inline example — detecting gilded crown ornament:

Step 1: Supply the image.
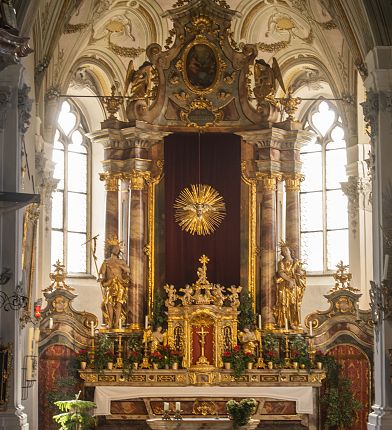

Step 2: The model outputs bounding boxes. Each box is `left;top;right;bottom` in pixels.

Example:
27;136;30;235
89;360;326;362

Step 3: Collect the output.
331;261;358;292
43;260;75;293
174;184;226;236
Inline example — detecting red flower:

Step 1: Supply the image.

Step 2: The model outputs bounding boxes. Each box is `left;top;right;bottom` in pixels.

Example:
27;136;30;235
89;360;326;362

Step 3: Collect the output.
233;345;240;352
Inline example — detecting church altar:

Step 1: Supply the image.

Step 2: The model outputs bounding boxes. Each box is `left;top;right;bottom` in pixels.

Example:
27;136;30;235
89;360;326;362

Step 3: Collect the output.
93;384;316;416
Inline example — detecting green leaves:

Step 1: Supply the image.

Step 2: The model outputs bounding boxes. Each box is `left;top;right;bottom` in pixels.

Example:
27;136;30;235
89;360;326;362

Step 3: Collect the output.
226;398;257;427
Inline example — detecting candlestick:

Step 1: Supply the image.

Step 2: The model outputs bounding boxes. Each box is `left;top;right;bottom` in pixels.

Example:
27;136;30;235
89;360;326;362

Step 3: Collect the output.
27;327;34;355
309;321;313;337
383;254;389;280
175;402;181;411
145;315;149;329
284;318;288;332
90;321;94;338
49;318;53;330
258;314;262;330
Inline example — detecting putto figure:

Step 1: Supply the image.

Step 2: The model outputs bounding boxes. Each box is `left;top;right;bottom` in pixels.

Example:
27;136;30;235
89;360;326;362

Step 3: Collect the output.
274;241;306;330
98;237;130;329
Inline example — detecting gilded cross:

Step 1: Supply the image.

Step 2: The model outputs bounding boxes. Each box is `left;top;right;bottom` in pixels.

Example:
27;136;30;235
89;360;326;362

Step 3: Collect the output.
197;326;208;359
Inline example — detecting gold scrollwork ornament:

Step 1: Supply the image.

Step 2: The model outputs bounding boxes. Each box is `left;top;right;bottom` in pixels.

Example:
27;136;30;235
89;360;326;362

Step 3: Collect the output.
180;97;223;129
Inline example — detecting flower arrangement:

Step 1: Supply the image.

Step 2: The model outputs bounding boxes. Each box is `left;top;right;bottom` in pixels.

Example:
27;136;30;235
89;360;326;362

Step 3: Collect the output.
156;345;183;367
290;335;311;368
223;345;255;378
127;349;143;364
226;398;257;428
150;350;164;366
93;334;114;373
76;349;90;364
263;332;279;364
104;350;116;364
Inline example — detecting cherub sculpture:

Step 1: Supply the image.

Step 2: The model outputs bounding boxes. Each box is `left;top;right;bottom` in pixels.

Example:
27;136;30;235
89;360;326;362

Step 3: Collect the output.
253;57;285;106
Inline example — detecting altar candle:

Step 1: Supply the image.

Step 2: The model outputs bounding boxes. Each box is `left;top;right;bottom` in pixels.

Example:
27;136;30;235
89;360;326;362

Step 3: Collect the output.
90;321;94;338
164;402;169;411
284;318;288;332
383;254;390;280
258;314;262;330
176;402;181;411
27;327;34;355
49;318;53;330
145;315;149;329
309;321;313;337
34;327;40;342
119;319;122;330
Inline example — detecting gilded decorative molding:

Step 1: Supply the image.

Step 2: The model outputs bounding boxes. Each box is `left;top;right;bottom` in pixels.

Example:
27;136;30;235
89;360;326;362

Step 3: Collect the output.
146;160;164;317
241;161;257;311
256;172;283;191
103;85;123;120
108;41;145;58
99;172;120;192
284;174;305;192
127;170;151;190
64;23;89;34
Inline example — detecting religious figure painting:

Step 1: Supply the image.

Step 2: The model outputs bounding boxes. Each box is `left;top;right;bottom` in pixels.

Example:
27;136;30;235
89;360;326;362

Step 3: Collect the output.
185;44;217;90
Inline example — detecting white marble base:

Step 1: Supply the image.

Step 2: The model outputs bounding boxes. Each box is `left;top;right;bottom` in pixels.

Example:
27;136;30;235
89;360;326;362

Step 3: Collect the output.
147;418;259;430
368;405;392;430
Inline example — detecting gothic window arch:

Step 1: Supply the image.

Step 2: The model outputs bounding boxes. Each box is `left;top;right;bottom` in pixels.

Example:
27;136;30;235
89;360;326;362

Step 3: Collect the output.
51;100;91;274
300;100;348;273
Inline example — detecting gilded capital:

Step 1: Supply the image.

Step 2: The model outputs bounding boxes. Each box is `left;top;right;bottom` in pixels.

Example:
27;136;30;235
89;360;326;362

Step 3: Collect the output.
256;172;282;191
99;172;119;192
128;170;151;190
284;174;305;192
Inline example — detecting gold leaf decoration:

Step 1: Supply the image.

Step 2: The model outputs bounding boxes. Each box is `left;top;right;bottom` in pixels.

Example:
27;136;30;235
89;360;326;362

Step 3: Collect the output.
108;41;145;58
174;184;226;236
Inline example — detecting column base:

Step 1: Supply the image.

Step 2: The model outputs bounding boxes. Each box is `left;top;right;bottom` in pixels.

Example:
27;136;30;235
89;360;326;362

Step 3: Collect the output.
0;409;29;430
368;405;392;430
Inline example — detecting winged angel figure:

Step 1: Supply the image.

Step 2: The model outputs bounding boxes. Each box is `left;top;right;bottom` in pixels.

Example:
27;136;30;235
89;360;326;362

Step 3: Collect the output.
253;57;286;106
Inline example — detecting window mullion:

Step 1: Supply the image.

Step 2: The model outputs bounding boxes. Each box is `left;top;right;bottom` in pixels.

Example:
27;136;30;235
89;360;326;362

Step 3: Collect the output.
322;139;328;272
64;139;69;269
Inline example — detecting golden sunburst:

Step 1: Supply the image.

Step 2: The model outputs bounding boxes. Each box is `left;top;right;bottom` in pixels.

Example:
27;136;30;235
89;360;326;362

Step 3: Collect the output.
174;184;226;236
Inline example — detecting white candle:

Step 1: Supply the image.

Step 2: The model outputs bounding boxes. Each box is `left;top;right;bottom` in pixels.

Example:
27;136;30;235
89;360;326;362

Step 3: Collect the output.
176;402;181;411
383;254;390;280
145;315;149;329
284;318;288;332
164;402;169;411
26;356;33;380
34;327;40;342
90;321;94;338
27;327;34;355
258;314;262;330
309;321;313;337
49;318;53;330
119;319;122;330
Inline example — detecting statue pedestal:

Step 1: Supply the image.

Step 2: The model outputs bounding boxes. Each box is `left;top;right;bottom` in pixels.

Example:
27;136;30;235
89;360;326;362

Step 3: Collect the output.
146;418;259;429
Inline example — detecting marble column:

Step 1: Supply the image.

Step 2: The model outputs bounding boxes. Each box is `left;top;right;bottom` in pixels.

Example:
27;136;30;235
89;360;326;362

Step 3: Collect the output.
127;170;149;330
99;172;119;257
364;47;392;430
284;174;304;259
257;173;281;330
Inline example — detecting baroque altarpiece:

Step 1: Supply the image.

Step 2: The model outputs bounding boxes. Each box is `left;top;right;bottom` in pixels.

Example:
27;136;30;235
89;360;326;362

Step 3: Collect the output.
36;0;373;429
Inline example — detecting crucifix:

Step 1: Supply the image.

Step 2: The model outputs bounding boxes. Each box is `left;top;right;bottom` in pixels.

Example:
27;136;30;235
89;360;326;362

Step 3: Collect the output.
196;326;210;366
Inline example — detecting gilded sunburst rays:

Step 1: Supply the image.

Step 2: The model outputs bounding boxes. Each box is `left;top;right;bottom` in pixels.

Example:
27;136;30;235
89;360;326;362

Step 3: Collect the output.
174;184;226;236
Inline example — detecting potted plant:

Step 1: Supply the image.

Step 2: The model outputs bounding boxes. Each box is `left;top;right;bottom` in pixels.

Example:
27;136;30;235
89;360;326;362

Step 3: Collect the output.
224;345;254;378
263;332;279;368
315;349;324;369
222;350;232;369
290;335;310;369
52;391;96;430
244;351;256;370
94;334;114;373
150;351;164;369
76;350;89;370
226;398;257;428
171;350;183;370
104;350;116;370
158;345;174;369
127;350;143;369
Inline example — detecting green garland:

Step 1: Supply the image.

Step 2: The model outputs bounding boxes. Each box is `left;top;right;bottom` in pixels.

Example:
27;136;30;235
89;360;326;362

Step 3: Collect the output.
319;354;362;429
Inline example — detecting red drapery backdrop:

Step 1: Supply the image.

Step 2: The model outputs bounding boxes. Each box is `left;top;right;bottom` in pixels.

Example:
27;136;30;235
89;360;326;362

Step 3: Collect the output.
326;344;370;430
191;325;214;365
164;133;241;287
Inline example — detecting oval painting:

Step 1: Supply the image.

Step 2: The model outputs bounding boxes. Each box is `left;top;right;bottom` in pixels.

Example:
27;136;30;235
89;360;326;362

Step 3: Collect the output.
185;44;217;90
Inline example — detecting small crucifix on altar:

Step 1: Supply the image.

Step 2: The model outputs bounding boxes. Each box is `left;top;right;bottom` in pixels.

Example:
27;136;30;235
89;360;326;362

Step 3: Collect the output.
196;326;210;366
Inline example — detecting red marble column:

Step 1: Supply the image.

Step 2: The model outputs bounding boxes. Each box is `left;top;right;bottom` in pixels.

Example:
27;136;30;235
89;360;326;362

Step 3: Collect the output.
285;174;304;259
127;170;149;330
99;173;119;258
257;173;281;330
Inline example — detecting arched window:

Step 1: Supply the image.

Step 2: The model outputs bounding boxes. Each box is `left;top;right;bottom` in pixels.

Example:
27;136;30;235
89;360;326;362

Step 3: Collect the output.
300;100;348;273
51;101;90;274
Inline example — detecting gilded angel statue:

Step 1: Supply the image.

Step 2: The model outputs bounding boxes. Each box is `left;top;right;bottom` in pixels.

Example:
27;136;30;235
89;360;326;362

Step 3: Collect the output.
124;59;153;100
253;57;286;105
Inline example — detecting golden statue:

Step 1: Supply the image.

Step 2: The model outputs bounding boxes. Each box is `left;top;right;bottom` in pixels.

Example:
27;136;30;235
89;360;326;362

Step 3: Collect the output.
253;57;285;106
274;242;306;330
149;326;168;352
124;60;153;100
238;327;257;355
98;237;130;329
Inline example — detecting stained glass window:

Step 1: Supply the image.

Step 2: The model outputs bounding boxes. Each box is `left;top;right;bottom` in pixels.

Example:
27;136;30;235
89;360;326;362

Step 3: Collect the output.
51;101;90;274
300;101;348;272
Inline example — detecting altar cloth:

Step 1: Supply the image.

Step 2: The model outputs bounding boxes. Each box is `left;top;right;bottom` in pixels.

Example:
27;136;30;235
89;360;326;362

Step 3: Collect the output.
94;385;314;415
